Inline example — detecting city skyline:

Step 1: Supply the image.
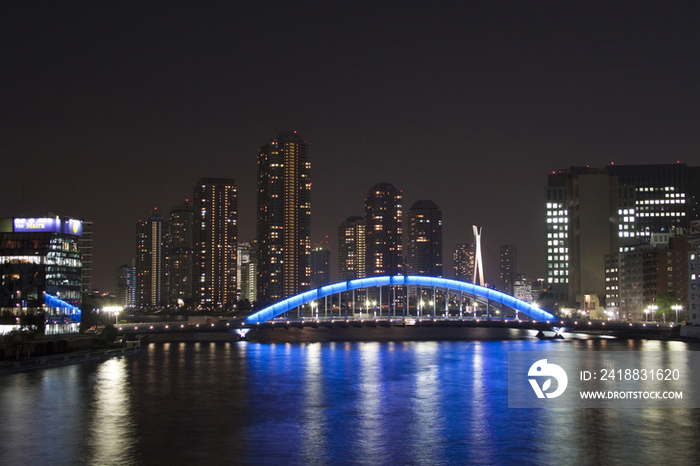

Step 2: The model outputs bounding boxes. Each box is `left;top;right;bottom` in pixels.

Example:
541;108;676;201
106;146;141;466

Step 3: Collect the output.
2;1;699;292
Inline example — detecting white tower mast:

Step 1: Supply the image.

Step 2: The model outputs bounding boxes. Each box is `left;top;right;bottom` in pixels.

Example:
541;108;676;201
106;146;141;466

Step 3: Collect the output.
472;225;484;287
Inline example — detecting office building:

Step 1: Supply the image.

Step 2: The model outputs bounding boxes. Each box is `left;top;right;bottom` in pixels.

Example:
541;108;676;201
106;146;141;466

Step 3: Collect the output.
364;183;402;277
338;216;366;281
0;216;83;324
406;200;442;276
135;209;166;307
193;178;238;308
256;132;311;305
546;167;619;308
607;163;700;240
167;200;193;305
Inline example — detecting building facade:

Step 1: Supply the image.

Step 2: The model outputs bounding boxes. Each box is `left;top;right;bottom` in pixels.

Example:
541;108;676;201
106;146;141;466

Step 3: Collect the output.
546;167;620;308
193;178;238;308
406;200;442;276
135;209;166;307
499;244;517;295
364;183;402;277
311;243;331;289
78;220;93;293
454;243;474;282
338;216;365;282
237;241;257;304
256;132;311;305
167;200;193;305
0;217;83;322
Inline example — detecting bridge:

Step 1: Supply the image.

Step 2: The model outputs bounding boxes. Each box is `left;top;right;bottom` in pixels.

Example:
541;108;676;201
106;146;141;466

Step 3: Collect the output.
114;277;678;340
244;275;556;325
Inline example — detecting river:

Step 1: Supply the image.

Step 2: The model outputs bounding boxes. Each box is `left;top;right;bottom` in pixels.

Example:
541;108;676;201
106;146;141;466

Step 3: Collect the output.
1;330;699;465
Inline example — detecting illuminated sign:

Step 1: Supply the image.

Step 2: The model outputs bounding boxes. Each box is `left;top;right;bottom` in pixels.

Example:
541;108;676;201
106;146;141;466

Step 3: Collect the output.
13;217;82;236
63;219;82;236
13;218;62;233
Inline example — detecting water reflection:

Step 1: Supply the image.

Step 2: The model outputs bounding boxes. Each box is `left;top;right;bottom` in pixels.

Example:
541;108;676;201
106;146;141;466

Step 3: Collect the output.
84;358;136;466
2;336;700;465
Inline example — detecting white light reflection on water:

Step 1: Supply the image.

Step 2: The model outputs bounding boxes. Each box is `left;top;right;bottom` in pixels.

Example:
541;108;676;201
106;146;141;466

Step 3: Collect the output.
300;343;329;463
84;358;136;466
408;341;444;464
356;342;385;463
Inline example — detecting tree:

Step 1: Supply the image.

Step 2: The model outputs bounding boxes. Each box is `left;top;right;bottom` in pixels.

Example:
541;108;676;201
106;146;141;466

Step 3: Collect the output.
655;292;680;320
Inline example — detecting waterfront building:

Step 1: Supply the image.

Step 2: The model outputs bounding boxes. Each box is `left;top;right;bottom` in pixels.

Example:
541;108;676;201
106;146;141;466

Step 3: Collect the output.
364;183;402;277
167;200;193;305
546;167;620;308
454;243;474;282
78;220;93;293
607;163;700;240
311;242;331;288
338;216;365;281
499;244;517;295
642;236;692;308
135;209;166;307
256;132;311;305
0;216;83;324
406;200;442;277
193;178;238;308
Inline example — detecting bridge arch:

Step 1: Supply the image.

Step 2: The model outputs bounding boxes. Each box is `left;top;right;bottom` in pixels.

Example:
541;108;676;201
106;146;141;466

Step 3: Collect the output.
244;276;555;324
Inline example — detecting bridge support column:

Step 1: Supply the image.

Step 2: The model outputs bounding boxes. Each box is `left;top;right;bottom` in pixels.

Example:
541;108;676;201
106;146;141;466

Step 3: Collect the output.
432;287;436;320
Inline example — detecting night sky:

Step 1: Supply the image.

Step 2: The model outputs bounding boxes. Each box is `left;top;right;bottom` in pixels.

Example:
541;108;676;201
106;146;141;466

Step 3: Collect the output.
2;1;699;292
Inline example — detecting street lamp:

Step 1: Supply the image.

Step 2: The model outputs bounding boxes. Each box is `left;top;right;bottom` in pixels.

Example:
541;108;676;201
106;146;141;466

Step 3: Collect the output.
672;304;682;323
644;307;650;322
649;304;658;322
103;306;122;325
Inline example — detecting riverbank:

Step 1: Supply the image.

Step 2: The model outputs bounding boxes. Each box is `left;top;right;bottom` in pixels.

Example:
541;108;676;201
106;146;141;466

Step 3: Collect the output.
0;338;141;375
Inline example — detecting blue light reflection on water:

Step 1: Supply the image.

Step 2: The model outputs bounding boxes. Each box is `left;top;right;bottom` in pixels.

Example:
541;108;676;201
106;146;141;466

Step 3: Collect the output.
1;337;700;465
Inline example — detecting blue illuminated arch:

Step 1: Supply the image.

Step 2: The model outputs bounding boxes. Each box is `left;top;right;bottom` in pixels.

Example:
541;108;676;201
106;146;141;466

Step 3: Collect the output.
244;276;555;324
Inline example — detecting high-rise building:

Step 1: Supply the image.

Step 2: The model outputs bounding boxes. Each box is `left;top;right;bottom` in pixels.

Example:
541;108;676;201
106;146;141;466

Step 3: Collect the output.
193;178;238;308
454;243;474;282
237;241;257;303
406;200;442;276
311;242;331;288
78;220;93;293
135;209;166;307
546;167;619;307
167;200;193;305
499;244;517;295
364;183;402;277
338;216;366;281
256;132;311;305
114;264;133;308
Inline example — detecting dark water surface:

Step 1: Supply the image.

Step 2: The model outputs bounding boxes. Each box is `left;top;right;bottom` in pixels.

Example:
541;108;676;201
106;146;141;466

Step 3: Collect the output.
1;331;699;465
